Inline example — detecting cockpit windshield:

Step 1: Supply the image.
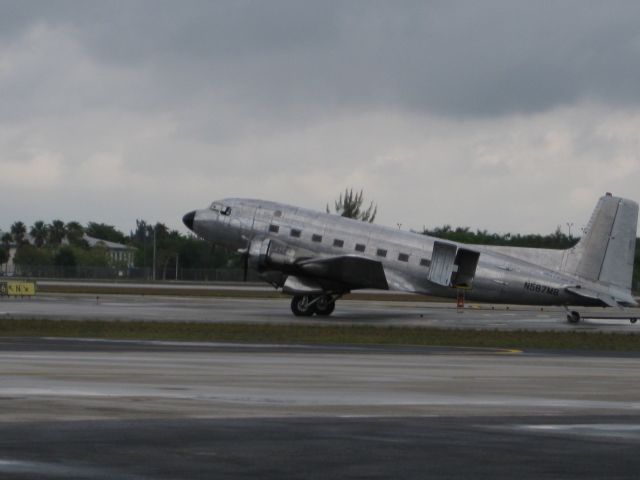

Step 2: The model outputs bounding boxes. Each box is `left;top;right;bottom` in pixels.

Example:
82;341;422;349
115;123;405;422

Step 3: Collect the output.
210;203;231;216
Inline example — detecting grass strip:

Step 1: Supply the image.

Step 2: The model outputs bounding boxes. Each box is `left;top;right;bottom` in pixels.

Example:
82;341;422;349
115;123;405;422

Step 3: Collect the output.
1;318;639;352
37;285;444;302
38;285;284;298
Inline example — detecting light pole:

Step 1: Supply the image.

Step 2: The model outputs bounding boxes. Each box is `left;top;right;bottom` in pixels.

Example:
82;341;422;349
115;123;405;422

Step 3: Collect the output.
143;230;147;274
152;224;156;281
566;222;574;237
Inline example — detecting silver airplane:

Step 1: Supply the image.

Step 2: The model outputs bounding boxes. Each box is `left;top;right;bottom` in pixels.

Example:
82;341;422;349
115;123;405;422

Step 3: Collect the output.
183;193;638;323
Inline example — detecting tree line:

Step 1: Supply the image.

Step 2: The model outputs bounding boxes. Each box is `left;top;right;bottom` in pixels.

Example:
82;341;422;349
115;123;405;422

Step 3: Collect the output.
423;225;640;290
421;225;579;249
1;188;638;289
2;189;371;274
1;219;240;276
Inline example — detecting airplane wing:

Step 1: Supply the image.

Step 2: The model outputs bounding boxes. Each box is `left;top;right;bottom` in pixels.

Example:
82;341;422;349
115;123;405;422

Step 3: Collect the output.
291;255;389;291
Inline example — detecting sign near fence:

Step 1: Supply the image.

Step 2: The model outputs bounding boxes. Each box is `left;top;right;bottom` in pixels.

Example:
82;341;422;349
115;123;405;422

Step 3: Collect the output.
0;281;37;297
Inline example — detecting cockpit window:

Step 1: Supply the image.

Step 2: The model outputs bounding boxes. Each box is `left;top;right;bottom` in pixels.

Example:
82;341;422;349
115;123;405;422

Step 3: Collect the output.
210;203;231;216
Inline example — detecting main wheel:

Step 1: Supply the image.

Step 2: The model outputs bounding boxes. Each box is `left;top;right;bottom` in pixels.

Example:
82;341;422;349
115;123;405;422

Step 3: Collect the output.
291;295;315;317
315;296;336;316
567;311;581;324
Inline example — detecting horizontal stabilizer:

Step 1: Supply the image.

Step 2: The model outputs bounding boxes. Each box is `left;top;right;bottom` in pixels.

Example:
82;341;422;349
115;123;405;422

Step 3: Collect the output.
565;286;619;307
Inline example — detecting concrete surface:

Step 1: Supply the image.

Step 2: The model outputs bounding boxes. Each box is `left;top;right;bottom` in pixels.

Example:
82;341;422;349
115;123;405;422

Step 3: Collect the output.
2;294;640;331
1;338;639;479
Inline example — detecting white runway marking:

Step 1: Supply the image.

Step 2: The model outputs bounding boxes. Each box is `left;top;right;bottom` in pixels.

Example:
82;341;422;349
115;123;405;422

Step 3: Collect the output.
515;424;640;440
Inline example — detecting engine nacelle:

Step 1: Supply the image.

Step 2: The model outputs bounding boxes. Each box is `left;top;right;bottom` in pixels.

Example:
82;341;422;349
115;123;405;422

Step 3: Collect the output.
247;237;297;271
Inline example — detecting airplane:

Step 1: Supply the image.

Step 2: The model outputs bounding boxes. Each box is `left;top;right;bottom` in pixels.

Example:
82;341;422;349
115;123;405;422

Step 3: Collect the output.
182;193;638;324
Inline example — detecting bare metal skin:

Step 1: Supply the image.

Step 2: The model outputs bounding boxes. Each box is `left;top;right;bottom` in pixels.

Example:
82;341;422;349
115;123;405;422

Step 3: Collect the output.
183;194;638;322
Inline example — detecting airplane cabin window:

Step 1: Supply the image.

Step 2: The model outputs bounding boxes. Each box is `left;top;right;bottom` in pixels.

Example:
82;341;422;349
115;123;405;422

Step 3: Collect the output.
290;228;301;238
269;224;280;233
220;206;231;216
333;239;344;248
420;258;430;267
355;244;366;252
398;253;409;262
376;248;387;258
312;234;322;242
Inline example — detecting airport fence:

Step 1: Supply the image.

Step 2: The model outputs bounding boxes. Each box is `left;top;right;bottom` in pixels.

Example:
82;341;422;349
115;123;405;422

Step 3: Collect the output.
6;266;262;282
4;265;640;292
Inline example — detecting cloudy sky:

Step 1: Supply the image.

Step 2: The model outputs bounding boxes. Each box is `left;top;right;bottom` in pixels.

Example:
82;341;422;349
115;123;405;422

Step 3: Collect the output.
1;0;639;236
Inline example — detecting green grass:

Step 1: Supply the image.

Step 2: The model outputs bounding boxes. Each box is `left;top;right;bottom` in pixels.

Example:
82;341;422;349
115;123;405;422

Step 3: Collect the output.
38;284;284;298
38;284;444;302
1;318;639;352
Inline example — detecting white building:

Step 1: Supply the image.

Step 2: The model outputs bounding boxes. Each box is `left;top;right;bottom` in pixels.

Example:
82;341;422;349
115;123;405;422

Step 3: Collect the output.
82;234;136;268
0;231;137;274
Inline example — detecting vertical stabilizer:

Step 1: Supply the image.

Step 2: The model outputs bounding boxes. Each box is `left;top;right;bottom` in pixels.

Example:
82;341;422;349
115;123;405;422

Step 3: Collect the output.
564;194;638;290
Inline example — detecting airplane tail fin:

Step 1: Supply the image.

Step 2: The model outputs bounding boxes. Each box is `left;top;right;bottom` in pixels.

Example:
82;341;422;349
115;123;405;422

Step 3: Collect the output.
563;194;638;290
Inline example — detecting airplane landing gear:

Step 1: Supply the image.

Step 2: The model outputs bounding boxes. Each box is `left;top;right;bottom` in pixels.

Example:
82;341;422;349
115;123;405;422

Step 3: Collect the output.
567;310;581;324
314;296;336;316
631;318;637;324
291;295;316;317
290;294;339;317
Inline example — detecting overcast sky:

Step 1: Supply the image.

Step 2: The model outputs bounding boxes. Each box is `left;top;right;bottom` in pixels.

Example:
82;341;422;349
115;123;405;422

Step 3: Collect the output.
1;0;639;236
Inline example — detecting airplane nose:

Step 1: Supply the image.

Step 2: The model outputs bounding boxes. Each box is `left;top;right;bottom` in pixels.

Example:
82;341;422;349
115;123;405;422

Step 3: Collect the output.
182;210;196;230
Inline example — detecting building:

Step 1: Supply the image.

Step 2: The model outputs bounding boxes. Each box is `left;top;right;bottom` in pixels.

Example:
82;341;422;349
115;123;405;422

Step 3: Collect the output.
0;231;137;274
82;234;136;268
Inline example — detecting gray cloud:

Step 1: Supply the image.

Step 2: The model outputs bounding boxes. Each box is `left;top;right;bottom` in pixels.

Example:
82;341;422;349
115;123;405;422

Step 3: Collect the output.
3;0;640;123
1;1;639;233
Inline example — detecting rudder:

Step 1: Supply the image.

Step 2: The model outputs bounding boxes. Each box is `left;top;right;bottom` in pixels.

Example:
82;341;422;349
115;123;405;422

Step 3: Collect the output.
564;194;638;290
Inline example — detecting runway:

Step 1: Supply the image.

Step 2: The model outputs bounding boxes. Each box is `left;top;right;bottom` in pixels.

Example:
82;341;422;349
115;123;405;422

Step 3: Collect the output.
0;338;639;478
2;293;640;478
1;293;640;331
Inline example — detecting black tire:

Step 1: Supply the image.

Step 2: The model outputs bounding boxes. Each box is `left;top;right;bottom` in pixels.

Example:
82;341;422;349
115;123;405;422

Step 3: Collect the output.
291;295;315;317
567;311;580;324
631;318;637;324
315;297;336;316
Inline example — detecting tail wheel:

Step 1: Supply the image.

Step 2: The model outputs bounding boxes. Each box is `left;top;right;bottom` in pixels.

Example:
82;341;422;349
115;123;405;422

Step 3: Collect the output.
291;295;315;317
315;296;336;316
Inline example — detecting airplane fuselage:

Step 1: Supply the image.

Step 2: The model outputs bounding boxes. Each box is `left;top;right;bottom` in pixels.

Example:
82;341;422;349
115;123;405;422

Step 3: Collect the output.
186;198;622;308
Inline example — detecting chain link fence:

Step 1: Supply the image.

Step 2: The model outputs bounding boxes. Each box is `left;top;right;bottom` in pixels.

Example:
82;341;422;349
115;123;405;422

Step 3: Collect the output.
5;265;262;282
3;265;639;293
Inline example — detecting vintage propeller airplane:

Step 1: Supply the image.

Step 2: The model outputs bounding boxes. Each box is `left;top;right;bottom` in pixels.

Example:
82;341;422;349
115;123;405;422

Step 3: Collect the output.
183;193;638;323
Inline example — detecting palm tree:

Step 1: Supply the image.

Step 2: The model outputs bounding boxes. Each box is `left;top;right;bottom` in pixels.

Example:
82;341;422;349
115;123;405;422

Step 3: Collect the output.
66;221;85;247
326;188;377;223
1;232;12;250
30;220;48;248
48;219;67;245
10;221;28;245
0;233;11;268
